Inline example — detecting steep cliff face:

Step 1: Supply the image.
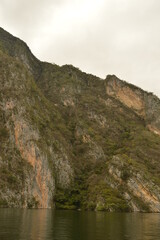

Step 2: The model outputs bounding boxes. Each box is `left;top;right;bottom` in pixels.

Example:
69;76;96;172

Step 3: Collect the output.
108;156;160;212
1;27;160;211
0;39;73;208
0;27;41;78
105;75;160;135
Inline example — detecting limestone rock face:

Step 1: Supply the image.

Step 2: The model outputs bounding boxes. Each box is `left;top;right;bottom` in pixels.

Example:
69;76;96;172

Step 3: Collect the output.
108;156;160;212
0;28;73;208
105;75;160;135
1;27;160;211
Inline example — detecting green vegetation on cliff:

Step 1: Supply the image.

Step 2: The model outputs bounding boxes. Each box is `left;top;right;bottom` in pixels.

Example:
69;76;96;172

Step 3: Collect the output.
0;27;160;211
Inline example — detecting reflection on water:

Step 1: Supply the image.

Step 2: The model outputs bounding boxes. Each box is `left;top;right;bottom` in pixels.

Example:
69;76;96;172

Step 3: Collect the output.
0;209;160;240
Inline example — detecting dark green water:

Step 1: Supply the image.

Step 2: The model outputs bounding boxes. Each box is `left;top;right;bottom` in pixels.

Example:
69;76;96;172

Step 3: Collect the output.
0;209;160;240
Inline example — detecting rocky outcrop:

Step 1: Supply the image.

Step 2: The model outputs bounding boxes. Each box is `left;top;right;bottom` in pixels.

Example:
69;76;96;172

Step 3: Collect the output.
0;27;41;78
108;156;160;212
105;75;160;136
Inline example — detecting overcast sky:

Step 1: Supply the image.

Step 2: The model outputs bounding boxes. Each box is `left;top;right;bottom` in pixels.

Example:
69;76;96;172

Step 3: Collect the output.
0;0;160;97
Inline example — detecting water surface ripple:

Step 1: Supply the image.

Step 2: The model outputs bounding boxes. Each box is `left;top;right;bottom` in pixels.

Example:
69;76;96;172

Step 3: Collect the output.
0;209;160;240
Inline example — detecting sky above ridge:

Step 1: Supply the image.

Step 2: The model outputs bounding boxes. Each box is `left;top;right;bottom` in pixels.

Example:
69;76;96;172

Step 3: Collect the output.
0;0;160;97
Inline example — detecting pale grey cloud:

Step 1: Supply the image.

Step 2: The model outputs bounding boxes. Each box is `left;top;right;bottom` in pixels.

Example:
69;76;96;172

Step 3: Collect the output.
0;0;64;39
0;0;160;97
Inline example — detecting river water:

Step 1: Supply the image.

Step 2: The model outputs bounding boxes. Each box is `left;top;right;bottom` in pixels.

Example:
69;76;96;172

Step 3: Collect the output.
0;209;160;240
